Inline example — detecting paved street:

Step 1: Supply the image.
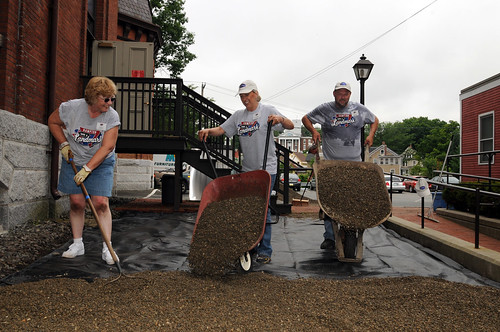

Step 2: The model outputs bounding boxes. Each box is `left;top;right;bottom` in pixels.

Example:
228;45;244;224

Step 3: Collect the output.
143;183;436;210
298;186;434;208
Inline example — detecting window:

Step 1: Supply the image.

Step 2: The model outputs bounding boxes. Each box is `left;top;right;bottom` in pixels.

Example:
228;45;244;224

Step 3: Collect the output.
479;112;494;164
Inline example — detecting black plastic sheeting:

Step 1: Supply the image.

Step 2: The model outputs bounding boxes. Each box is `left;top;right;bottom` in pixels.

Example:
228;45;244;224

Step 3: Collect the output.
2;212;499;288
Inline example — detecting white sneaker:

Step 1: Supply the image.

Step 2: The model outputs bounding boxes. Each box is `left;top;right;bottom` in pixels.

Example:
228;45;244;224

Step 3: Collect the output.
102;245;119;265
62;242;84;258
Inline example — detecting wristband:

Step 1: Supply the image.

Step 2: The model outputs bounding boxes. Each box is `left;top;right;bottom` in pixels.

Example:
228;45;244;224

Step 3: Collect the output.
83;164;92;172
59;141;69;150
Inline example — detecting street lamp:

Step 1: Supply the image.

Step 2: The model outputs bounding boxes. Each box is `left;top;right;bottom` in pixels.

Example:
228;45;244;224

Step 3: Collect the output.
352;54;374;105
353;54;374;160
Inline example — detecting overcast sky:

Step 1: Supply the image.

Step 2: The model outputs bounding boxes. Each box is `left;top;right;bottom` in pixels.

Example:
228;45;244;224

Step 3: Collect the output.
158;0;500;124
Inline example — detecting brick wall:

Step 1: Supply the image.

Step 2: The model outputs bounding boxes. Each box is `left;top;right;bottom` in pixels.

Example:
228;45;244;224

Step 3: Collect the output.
0;0;122;124
461;85;500;179
96;0;118;41
0;1;87;123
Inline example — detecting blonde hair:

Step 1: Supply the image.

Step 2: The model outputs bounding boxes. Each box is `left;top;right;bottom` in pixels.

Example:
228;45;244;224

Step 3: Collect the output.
84;76;117;105
253;89;262;102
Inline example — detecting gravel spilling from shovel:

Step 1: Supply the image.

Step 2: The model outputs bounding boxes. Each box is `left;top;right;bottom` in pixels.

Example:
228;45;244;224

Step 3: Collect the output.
188;196;267;276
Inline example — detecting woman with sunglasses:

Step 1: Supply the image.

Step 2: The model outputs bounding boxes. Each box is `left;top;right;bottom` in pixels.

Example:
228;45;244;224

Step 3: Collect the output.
48;76;121;265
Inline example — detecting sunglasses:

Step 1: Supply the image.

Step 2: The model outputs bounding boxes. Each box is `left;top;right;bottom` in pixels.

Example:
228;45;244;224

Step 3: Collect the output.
100;96;116;103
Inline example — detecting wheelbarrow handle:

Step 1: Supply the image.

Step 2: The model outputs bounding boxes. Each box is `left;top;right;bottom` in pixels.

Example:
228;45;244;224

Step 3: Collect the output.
262;120;273;171
202;140;218;178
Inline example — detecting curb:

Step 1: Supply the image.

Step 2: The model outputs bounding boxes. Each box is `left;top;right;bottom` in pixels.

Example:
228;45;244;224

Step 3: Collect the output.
385;216;500;283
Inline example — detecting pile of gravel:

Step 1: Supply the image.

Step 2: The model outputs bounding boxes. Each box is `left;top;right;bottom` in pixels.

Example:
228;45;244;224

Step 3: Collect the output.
1;271;499;330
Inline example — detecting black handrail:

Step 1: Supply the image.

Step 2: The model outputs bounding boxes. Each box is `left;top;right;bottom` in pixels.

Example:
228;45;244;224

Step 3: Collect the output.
386;171;500;249
82;76;300;209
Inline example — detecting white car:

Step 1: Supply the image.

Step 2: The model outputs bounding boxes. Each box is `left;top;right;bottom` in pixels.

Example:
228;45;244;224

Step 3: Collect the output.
429;175;460;191
385;175;405;193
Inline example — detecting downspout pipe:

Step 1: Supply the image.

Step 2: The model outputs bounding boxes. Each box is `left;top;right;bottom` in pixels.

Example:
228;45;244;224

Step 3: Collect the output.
48;0;61;200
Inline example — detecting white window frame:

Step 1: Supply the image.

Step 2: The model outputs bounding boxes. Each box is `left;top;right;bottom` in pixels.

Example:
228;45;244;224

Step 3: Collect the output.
478;111;495;165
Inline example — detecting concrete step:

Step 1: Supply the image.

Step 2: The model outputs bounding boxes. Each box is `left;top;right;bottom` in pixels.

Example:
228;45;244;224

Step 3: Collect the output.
435;208;500;240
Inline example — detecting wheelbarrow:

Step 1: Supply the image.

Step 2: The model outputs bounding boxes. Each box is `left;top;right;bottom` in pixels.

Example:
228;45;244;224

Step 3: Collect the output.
189;170;271;273
313;149;391;263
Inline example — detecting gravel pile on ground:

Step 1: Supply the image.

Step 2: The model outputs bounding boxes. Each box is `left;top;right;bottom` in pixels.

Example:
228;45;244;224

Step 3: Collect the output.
0;220;71;279
1;197;499;331
1;271;499;331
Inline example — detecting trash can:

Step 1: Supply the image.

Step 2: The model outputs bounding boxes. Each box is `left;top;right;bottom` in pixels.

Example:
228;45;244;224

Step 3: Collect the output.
432;192;447;211
161;174;175;205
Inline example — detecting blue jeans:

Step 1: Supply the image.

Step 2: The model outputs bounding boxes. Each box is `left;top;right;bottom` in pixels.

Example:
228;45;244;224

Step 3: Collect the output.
256;173;276;257
323;215;335;242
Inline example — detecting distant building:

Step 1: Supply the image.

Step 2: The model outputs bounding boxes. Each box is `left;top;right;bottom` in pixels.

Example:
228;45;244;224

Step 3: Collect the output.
277;131;301;152
276;119;316;153
401;145;421;175
367;142;402;175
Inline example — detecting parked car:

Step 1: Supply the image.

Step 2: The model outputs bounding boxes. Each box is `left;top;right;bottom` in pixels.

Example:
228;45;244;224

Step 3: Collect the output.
280;173;301;191
403;176;429;192
384;175;405;193
429;175;460;191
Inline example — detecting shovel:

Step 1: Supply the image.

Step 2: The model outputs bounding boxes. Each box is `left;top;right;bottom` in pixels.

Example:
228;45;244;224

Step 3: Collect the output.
68;151;122;274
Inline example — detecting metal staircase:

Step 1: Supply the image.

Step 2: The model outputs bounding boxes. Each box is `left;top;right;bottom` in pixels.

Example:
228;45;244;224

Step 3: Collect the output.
84;76;295;212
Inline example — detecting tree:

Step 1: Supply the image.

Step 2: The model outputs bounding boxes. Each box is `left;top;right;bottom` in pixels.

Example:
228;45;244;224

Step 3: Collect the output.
151;0;196;77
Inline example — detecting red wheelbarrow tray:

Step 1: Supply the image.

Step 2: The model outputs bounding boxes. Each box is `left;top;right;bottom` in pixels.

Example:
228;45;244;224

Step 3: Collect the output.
191;170;271;252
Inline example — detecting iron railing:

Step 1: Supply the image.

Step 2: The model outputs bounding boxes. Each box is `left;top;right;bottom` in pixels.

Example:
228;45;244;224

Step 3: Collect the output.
82;76;301;210
386;168;500;249
82;76;241;172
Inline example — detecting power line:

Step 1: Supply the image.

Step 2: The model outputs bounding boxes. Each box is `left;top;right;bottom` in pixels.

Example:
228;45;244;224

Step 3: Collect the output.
266;0;439;101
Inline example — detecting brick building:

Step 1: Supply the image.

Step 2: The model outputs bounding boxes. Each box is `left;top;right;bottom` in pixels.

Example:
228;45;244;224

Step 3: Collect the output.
460;73;500;180
0;0;160;231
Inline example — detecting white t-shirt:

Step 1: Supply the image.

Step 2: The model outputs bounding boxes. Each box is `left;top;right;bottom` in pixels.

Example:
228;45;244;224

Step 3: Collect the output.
59;98;121;165
221;103;285;173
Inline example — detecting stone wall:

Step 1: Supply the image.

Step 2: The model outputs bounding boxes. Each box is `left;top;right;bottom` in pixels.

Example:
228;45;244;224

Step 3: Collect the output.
0;109;154;232
113;158;154;194
0;110;55;231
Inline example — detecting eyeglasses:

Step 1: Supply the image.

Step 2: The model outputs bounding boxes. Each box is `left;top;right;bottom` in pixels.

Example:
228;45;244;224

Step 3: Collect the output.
100;96;116;103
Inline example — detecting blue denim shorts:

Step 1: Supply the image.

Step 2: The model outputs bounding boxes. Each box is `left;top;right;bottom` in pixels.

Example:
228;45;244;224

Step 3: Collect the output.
58;155;115;197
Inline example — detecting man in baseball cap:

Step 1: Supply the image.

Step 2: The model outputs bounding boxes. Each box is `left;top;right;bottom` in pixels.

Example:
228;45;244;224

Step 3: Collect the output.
302;80;379;250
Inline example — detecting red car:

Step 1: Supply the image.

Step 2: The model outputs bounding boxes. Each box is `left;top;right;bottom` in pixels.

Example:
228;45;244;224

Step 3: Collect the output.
403;176;428;192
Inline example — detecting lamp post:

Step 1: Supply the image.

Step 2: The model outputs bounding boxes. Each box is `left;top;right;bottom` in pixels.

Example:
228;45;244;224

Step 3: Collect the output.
353;54;374;160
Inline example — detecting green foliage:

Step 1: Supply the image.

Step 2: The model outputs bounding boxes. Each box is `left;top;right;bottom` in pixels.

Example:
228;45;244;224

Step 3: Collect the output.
422;156;438;178
151;0;196;77
409;164;425;176
443;182;500;218
298;173;310;183
370;117;460;174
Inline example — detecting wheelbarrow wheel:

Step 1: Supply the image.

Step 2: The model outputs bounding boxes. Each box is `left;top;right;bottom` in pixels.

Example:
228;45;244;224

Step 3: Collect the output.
344;229;357;259
238;251;252;272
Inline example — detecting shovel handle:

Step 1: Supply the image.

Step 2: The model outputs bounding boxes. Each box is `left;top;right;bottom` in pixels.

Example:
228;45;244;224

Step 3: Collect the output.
67;152;121;272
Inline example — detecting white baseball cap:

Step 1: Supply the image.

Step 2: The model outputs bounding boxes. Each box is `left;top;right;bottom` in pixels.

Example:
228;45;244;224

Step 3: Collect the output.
236;80;258;95
334;81;351;92
415;178;431;197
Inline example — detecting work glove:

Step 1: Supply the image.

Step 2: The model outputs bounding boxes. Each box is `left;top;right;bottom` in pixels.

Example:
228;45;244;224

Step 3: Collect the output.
59;142;71;163
74;165;92;185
